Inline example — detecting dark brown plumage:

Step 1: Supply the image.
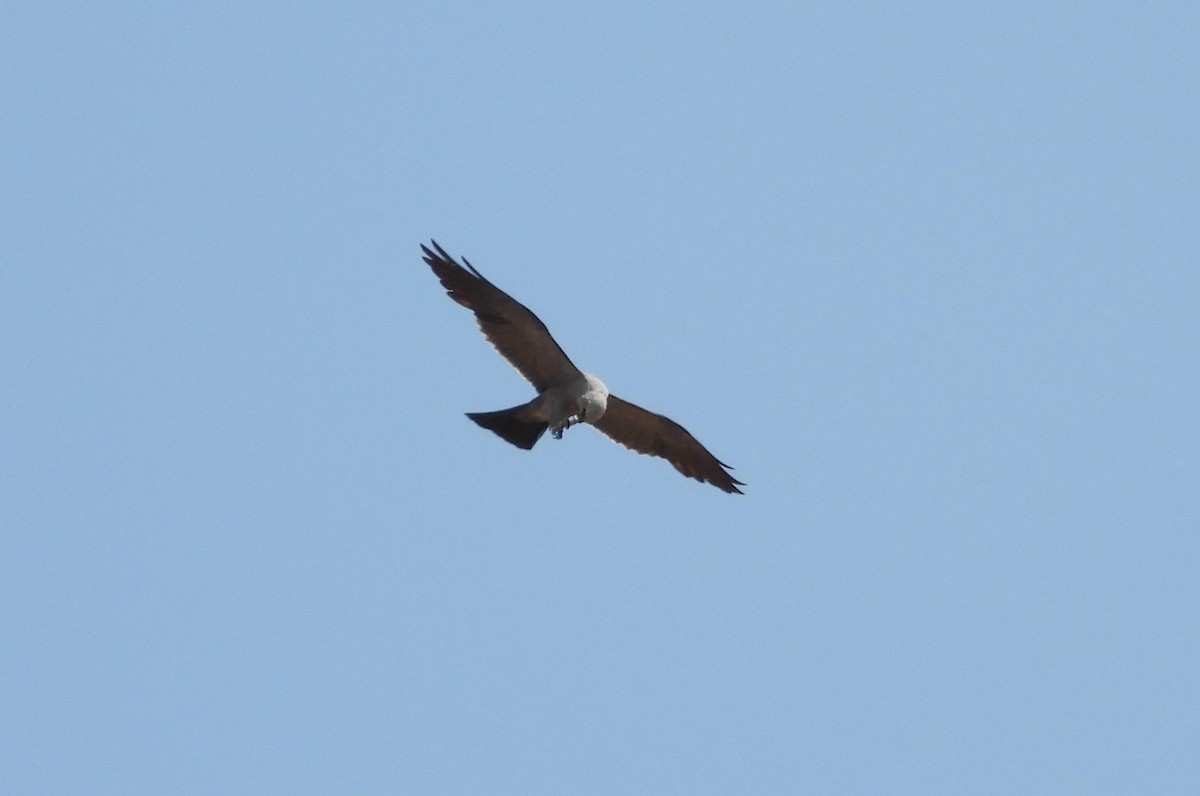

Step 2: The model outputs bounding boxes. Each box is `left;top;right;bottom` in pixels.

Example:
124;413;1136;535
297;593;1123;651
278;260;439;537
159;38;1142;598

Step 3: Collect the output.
593;396;744;494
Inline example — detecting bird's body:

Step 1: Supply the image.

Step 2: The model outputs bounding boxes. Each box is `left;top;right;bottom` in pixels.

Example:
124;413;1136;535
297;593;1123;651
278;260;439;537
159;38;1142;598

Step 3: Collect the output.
465;371;608;450
421;241;743;494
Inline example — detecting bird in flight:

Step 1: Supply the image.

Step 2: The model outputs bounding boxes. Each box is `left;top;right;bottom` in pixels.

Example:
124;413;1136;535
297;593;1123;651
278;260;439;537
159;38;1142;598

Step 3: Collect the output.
421;241;744;494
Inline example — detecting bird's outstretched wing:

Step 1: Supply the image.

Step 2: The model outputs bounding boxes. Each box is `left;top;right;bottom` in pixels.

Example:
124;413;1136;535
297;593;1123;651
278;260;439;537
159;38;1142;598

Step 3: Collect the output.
592;395;744;494
422;241;581;392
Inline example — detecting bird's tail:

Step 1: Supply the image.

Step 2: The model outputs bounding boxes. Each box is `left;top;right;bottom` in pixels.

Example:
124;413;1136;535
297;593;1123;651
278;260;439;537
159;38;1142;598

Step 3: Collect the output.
467;404;548;450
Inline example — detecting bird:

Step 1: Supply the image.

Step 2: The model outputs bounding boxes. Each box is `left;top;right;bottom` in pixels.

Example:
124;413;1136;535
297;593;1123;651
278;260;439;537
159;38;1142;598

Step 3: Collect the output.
421;240;744;494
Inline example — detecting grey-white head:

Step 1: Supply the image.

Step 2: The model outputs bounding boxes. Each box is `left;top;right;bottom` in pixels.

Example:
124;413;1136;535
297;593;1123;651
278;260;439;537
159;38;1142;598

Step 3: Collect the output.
579;372;609;423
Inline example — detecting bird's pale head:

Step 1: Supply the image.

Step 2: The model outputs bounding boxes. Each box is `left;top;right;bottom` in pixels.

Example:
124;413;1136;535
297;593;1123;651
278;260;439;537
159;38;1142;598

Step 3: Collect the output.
580;373;609;423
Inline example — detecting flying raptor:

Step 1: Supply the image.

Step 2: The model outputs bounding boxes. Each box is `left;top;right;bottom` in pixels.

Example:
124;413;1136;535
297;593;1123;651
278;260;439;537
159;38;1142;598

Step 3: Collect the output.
421;241;744;494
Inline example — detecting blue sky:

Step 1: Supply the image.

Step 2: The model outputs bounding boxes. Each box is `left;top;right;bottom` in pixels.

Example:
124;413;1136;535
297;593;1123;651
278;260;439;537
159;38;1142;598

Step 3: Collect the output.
3;3;1197;793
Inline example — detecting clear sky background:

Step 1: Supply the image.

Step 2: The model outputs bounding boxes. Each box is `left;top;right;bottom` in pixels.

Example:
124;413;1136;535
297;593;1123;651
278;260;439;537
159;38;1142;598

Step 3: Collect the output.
3;3;1197;793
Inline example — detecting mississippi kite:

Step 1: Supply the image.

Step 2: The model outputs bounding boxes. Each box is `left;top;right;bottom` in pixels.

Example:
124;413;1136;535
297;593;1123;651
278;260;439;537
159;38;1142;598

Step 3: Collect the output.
421;240;744;494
